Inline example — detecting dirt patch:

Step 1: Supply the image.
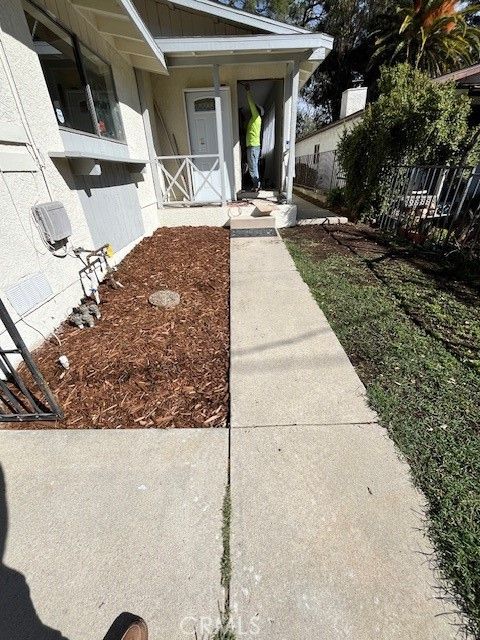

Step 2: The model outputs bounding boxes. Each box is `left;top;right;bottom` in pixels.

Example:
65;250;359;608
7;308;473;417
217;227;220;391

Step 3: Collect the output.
10;227;230;429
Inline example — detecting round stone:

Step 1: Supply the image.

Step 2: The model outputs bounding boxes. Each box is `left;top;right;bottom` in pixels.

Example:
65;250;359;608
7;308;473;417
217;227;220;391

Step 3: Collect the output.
149;290;180;309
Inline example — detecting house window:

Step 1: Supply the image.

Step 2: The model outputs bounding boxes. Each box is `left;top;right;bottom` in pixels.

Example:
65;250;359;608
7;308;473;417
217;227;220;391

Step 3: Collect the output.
313;144;320;163
194;98;215;112
24;1;125;141
79;44;125;140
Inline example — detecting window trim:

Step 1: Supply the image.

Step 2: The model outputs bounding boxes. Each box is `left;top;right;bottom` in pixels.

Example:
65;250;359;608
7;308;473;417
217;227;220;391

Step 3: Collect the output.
24;0;126;143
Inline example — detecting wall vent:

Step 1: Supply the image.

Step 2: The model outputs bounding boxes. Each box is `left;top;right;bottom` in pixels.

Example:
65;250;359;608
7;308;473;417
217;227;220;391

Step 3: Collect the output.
5;272;53;316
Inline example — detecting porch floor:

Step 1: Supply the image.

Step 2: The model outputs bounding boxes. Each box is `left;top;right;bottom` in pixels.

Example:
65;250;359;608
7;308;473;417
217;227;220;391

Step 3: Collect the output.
158;191;298;228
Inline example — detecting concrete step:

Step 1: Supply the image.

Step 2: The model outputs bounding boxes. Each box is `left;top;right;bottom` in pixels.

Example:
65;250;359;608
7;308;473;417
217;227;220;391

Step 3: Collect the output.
229;215;276;230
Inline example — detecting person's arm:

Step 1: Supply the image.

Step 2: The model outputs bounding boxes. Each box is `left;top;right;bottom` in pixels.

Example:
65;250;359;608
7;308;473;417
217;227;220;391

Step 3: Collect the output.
246;90;258;119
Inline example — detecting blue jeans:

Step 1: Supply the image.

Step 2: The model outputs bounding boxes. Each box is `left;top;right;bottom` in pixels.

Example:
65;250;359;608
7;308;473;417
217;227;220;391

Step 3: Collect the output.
246;145;260;188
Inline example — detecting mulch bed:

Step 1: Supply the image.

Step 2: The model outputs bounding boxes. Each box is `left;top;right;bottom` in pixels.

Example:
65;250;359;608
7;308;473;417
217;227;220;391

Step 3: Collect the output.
10;227;230;429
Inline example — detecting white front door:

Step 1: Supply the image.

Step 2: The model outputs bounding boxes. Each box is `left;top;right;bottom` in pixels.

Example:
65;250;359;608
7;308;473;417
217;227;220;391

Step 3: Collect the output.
185;89;233;203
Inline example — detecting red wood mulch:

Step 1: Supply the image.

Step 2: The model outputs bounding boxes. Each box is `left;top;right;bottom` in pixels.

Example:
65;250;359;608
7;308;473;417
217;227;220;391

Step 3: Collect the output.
12;227;230;429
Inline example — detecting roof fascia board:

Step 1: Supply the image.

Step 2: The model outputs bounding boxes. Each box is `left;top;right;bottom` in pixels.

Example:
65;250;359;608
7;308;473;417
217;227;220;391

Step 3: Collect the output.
155;33;334;54
166;0;310;34
165;52;304;67
296;109;365;143
116;0;168;72
434;63;480;84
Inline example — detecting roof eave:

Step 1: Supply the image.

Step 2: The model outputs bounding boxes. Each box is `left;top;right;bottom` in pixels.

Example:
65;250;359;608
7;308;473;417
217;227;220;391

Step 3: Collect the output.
155;33;334;56
116;0;167;72
70;0;168;74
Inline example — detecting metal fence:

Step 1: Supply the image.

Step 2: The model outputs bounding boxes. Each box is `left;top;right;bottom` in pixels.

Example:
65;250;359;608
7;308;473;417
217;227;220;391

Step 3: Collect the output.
378;165;480;258
294;151;346;193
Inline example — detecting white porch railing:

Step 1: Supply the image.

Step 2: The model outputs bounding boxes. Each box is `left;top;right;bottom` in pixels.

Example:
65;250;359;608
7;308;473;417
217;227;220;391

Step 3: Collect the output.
156;154;223;205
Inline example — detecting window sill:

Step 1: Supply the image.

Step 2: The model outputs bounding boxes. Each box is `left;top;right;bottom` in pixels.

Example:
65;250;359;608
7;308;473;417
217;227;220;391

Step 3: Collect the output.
58;126;127;146
49;149;147;176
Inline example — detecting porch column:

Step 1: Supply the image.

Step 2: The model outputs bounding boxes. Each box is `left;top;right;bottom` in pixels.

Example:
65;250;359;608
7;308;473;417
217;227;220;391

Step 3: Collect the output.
135;69;163;209
212;64;227;206
286;60;300;203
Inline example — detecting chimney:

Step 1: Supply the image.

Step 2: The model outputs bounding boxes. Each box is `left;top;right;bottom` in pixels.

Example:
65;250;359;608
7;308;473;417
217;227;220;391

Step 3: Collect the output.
340;87;367;119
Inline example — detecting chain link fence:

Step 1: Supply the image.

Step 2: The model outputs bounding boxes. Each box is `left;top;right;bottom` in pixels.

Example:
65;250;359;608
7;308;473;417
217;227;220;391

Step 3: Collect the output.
294;151;346;193
378;165;480;258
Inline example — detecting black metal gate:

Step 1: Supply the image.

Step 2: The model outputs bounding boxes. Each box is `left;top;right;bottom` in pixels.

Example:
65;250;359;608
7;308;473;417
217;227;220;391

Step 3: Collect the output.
0;299;63;422
378;164;480;258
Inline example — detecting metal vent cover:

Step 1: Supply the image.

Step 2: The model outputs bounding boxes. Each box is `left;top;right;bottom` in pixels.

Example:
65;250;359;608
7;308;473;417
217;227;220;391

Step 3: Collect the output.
5;272;53;316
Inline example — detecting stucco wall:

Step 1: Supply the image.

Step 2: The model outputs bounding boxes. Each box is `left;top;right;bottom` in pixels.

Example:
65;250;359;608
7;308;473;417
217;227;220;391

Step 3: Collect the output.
295;112;363;158
151;62;287;196
0;0;158;353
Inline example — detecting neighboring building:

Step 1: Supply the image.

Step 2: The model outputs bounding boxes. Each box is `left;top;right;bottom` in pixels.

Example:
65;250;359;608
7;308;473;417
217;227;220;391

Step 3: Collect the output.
0;0;333;351
434;62;480;125
294;87;366;191
295;87;366;157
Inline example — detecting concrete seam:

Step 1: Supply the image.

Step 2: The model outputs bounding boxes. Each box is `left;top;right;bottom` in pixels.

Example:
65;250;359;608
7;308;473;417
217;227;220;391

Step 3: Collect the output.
231;420;379;430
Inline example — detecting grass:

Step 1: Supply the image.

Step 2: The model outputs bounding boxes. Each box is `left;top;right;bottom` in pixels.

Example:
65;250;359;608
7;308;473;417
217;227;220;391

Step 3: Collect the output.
282;227;480;637
209;484;236;640
220;483;232;591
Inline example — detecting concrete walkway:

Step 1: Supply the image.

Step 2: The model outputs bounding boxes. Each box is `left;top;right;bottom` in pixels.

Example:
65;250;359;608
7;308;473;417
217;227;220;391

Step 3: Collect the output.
293;193;347;225
229;231;460;638
0;430;227;640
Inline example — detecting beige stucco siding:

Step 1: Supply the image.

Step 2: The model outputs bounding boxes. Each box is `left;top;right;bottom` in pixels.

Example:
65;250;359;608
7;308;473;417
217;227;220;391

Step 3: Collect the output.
151;63;287;194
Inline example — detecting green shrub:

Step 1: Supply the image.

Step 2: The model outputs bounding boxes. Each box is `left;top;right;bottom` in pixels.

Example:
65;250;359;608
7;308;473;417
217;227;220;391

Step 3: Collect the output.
326;186;346;209
337;63;480;218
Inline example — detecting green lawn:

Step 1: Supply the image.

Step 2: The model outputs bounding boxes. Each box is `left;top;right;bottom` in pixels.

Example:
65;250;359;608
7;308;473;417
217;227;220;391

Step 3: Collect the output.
282;225;480;637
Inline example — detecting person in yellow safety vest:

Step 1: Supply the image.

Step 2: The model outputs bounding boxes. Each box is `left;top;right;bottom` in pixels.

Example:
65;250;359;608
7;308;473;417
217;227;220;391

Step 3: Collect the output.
243;82;264;192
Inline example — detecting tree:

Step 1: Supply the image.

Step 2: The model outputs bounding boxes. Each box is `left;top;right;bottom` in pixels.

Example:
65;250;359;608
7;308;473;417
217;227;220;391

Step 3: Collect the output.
372;0;480;76
221;0;387;121
225;0;303;21
288;1;325;28
301;0;391;122
337;63;479;216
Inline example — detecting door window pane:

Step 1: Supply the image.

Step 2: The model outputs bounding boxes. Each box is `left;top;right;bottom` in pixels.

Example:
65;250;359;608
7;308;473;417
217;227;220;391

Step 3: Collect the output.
194;98;215;112
80;44;125;141
25;6;95;134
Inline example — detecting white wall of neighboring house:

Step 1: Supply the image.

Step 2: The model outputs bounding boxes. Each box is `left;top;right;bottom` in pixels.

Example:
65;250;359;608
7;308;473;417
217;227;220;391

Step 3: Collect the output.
295;110;364;158
0;0;157;352
296;87;367;158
